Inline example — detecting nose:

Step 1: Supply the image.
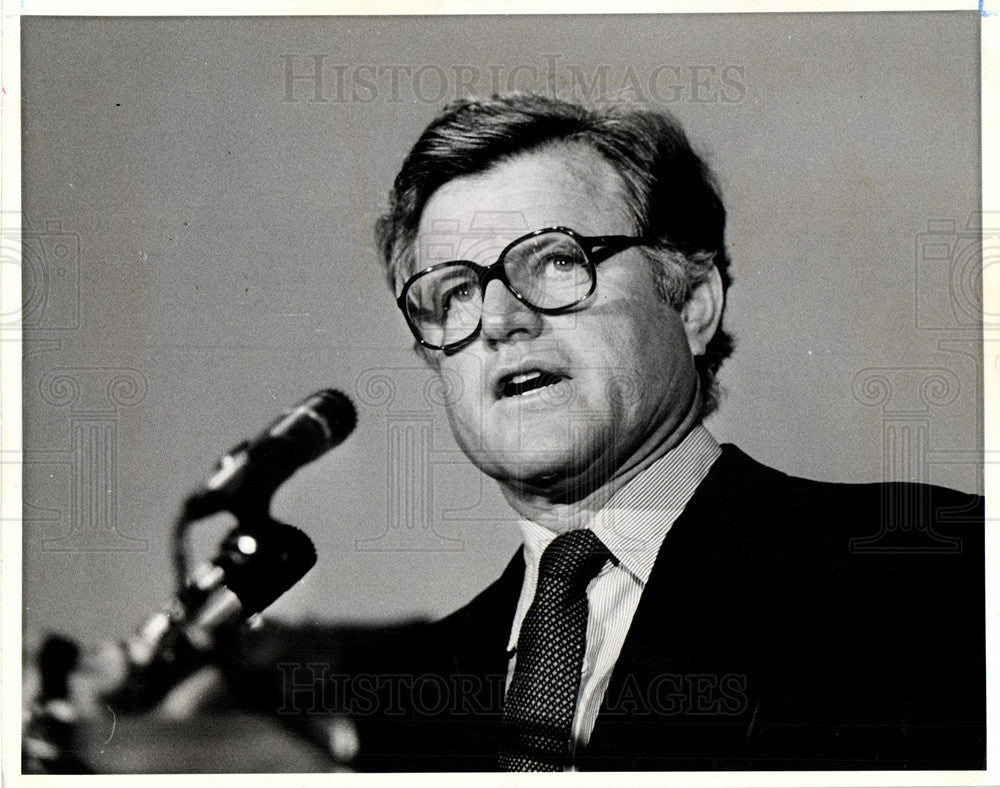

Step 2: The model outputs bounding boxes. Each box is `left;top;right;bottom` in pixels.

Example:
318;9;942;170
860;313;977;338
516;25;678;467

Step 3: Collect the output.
479;278;543;346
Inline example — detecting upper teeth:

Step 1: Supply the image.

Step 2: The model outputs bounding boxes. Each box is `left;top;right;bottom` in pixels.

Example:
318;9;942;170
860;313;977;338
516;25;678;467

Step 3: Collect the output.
510;370;543;385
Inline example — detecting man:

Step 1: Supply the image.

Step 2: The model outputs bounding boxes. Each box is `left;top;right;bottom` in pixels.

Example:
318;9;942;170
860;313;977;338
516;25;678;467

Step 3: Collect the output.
235;92;984;772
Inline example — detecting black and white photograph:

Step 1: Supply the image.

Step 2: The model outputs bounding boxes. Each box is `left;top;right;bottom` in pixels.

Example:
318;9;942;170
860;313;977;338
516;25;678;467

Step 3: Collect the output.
3;4;995;782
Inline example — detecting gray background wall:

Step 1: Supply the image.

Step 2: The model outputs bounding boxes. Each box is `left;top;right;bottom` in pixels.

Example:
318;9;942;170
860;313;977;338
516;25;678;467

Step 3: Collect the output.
20;13;982;645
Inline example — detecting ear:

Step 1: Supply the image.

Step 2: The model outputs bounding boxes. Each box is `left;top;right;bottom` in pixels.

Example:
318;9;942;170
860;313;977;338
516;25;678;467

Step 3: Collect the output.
681;266;724;356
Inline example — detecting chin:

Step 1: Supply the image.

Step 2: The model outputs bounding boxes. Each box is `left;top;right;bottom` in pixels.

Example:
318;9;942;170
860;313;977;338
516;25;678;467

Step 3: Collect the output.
451;414;613;491
482;443;608;496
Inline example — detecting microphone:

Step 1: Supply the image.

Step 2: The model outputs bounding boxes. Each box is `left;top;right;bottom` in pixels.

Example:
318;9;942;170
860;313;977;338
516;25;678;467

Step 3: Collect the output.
104;519;317;712
184;389;356;519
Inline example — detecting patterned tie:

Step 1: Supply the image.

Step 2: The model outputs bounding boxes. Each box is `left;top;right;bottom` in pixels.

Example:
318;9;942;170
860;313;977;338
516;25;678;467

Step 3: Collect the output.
498;528;611;771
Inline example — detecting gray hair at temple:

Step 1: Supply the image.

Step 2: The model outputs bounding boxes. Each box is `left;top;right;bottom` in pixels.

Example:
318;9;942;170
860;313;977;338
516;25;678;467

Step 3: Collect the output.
375;93;735;416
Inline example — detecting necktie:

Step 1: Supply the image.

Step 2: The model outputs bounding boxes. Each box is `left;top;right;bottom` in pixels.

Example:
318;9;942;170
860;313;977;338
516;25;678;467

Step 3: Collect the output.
498;528;611;771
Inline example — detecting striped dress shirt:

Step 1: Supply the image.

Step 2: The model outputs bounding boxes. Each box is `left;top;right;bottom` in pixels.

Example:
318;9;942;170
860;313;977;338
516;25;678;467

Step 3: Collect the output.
506;424;722;758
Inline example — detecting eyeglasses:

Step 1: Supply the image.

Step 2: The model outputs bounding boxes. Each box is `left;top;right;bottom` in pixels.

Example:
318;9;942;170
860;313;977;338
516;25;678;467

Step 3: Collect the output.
396;226;648;351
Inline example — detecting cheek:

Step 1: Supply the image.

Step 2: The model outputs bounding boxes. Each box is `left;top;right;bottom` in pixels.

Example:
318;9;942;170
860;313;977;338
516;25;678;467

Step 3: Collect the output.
439;358;486;422
581;311;669;376
581;317;691;412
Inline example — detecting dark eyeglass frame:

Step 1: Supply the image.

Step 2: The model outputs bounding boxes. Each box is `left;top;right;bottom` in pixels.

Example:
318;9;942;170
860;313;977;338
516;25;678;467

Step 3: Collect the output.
396;226;649;352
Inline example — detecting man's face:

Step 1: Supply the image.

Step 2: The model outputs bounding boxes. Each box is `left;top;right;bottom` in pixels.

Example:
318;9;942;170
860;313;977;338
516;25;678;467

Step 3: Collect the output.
411;145;704;497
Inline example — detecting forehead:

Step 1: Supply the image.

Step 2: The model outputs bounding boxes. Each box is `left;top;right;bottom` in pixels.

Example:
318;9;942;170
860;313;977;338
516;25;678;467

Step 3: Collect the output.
414;145;633;267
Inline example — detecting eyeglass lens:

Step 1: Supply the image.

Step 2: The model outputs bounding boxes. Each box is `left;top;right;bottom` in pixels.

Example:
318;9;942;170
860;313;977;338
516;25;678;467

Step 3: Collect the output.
404;230;594;347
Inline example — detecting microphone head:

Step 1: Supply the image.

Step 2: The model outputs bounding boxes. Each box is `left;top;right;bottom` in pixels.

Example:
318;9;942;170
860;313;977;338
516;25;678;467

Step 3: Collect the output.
191;389;358;520
264;389;356;464
302;389;357;453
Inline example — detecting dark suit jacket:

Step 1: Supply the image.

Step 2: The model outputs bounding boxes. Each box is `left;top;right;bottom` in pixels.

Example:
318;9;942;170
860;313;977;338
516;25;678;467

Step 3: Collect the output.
240;444;985;771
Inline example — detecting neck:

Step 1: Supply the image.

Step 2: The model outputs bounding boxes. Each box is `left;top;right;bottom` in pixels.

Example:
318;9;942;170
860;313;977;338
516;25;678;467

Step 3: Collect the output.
498;391;704;534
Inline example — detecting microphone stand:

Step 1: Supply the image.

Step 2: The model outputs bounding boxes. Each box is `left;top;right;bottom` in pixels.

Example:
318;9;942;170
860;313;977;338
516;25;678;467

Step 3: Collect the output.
22;390;350;772
105;510;316;713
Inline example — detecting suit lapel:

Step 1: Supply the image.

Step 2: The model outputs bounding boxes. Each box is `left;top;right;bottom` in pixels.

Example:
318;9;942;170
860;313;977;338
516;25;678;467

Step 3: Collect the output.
449;548;525;679
583;445;761;768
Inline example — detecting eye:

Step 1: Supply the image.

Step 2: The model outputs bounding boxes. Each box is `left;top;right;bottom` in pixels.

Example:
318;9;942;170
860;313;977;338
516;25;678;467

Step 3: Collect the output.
522;239;586;275
440;280;476;314
423;267;480;324
545;253;575;269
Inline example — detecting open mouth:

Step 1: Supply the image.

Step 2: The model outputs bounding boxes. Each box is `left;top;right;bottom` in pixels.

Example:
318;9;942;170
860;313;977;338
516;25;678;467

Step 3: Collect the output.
496;369;566;399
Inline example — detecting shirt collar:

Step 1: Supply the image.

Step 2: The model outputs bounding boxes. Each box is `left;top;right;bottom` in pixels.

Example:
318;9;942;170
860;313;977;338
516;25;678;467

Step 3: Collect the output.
515;424;721;584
